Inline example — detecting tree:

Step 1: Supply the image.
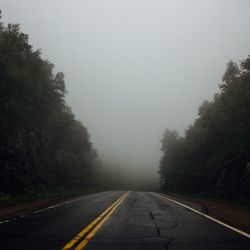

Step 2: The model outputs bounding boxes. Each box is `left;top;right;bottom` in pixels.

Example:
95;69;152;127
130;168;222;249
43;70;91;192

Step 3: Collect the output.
0;23;98;193
159;56;250;200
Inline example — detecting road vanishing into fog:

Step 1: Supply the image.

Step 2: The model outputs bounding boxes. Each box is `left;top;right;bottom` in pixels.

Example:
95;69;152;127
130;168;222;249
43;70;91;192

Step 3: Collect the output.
0;191;249;250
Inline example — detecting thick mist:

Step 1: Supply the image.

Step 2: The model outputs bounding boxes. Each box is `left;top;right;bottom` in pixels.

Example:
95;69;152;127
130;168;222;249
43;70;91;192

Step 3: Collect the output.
2;0;250;188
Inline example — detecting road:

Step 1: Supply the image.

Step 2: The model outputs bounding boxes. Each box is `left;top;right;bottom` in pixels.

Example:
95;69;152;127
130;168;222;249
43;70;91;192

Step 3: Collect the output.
0;191;249;249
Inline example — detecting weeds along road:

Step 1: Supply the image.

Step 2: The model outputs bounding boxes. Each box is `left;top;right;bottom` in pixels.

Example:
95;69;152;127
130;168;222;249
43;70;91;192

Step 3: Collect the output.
0;191;249;250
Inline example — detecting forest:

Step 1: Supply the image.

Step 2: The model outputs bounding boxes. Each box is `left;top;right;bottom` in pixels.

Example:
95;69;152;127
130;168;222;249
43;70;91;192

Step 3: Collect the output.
1;22;250;200
0;23;99;193
159;56;250;200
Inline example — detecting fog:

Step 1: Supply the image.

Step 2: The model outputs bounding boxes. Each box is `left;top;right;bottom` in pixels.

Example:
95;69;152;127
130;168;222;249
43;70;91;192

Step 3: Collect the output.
2;0;250;187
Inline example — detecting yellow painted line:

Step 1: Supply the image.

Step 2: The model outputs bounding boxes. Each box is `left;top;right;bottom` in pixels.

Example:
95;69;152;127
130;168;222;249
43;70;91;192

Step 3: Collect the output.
75;192;128;250
62;192;128;250
157;193;250;239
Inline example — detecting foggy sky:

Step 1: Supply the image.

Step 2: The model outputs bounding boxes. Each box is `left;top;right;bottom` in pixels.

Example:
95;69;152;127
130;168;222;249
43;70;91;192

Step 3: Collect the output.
2;0;250;178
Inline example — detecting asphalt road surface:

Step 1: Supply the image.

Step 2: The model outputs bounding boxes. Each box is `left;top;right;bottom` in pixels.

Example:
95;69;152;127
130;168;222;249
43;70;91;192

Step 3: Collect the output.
0;191;249;250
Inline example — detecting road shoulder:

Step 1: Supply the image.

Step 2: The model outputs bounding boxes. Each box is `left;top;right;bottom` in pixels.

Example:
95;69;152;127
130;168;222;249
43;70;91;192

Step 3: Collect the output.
159;192;250;235
0;190;97;222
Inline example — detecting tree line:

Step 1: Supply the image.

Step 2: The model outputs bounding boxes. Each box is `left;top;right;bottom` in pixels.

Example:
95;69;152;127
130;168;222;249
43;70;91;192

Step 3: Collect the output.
0;23;98;193
159;56;250;200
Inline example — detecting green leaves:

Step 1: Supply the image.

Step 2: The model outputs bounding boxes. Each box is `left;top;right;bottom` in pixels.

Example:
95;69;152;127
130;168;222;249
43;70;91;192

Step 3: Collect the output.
159;56;250;199
0;24;97;193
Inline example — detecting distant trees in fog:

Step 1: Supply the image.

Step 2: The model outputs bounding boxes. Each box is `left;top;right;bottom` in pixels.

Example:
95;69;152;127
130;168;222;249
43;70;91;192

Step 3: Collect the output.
159;57;250;199
1;22;249;197
0;24;98;193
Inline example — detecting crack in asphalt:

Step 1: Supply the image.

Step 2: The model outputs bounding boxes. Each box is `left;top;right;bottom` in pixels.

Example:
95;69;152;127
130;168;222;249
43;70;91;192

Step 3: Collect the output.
148;208;171;250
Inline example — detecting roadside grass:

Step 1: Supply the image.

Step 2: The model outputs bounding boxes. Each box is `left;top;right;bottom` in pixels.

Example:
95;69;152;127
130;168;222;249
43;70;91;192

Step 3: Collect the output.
0;188;97;208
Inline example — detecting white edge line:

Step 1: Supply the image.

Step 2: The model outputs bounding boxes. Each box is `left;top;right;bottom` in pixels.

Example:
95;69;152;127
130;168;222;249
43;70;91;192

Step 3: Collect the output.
0;192;105;224
32;193;101;214
157;193;250;239
33;204;60;214
0;219;10;224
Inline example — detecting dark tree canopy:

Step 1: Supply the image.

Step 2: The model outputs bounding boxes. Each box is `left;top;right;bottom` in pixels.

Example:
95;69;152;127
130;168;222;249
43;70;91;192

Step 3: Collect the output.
0;24;98;193
159;56;250;200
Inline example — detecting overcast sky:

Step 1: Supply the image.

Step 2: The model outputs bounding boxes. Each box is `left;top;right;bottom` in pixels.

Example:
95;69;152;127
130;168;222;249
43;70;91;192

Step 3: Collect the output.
1;0;250;177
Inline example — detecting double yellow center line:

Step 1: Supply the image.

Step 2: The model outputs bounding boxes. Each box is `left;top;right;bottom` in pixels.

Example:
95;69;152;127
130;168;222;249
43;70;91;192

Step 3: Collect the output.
62;192;129;250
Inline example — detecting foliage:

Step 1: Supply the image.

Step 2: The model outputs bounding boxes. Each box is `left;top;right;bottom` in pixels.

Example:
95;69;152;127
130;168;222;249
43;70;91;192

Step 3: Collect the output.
0;24;98;193
159;56;250;200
